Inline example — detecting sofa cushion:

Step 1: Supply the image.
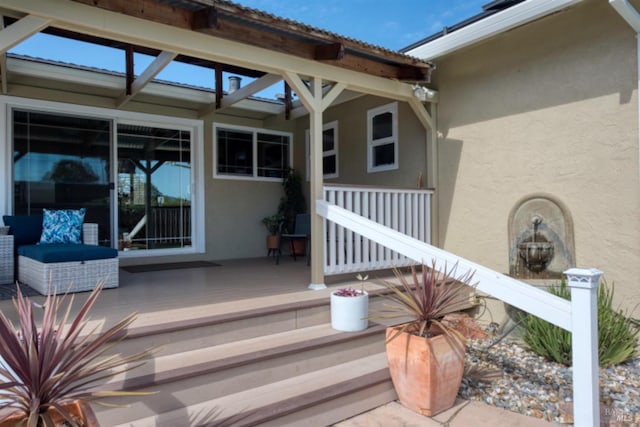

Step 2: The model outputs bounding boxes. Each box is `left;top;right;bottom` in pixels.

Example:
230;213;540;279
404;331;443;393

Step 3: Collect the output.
18;243;117;263
2;215;43;247
39;208;86;244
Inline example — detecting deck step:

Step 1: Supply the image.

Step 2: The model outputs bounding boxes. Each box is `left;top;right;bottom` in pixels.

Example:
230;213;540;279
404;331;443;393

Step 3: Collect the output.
111;353;394;427
95;323;388;425
93;287;396;426
110;288;340;356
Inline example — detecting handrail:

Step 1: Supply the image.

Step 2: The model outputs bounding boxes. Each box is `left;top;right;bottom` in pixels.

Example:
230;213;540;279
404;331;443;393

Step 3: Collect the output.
316;199;601;426
317;199;571;329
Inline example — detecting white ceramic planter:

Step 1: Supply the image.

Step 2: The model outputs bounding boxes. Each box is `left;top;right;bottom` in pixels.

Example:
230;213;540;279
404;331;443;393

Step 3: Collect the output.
330;290;369;332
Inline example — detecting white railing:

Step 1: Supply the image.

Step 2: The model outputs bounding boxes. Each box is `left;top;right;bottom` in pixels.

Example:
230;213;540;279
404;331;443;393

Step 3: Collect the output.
316;199;601;427
323;184;433;275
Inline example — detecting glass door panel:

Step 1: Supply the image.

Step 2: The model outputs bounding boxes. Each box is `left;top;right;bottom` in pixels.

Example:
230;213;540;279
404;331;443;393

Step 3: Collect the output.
117;124;191;251
12;110;112;246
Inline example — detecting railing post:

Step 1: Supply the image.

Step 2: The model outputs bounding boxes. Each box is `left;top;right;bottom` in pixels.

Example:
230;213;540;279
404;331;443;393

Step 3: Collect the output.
565;267;602;427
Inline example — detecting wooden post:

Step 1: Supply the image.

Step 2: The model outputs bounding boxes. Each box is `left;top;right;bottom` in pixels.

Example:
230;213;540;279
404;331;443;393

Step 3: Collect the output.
565;267;602;427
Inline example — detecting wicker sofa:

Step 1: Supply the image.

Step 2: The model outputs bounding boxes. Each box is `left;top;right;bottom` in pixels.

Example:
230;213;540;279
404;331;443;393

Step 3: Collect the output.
3;214;118;295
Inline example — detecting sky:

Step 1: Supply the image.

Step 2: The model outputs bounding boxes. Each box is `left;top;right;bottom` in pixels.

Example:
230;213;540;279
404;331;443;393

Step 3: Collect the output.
9;0;489;94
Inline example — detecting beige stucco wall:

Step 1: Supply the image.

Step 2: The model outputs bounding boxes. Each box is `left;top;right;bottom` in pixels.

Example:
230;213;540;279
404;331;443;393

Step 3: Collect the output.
430;0;640;309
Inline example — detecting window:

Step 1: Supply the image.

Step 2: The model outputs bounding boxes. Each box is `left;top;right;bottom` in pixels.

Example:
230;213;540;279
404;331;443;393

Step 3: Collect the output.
305;121;339;180
214;124;292;181
367;102;398;172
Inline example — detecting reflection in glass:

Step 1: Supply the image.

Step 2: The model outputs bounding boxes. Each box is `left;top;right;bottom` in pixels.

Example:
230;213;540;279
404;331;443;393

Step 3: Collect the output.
117;124;192;251
12;110;112;245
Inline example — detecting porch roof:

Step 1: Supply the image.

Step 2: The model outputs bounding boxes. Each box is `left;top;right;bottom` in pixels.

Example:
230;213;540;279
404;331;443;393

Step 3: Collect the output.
0;0;439;120
4;0;434;83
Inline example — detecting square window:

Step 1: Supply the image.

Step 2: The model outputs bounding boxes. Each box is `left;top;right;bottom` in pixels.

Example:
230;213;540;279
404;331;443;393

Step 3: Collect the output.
214;124;292;181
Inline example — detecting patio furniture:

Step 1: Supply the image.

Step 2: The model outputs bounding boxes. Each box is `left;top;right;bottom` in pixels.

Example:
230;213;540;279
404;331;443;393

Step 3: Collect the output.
0;234;14;285
3;214;118;295
276;213;310;266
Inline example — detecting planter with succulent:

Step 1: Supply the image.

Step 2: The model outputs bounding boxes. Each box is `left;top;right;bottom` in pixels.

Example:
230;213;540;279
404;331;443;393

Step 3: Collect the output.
330;285;369;332
0;283;154;426
262;213;284;254
374;261;476;416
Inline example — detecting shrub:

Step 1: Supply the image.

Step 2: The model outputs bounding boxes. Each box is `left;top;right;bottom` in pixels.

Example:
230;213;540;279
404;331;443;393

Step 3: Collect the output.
520;279;638;367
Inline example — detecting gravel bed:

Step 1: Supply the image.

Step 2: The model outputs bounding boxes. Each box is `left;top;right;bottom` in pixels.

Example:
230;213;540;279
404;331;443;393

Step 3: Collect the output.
458;338;640;425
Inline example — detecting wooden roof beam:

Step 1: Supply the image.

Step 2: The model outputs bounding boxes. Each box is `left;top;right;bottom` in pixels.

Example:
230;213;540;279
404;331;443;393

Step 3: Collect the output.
0;14;50;53
69;0;432;82
198;72;283;117
117;49;178;108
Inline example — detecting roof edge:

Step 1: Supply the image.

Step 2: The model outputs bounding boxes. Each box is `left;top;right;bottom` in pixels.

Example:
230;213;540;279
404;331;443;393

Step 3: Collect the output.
404;0;584;61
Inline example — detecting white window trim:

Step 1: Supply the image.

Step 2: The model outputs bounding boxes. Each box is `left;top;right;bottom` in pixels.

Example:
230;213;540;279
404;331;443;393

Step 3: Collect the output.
213;123;293;182
367;102;399;173
305;120;339;181
0;95;205;257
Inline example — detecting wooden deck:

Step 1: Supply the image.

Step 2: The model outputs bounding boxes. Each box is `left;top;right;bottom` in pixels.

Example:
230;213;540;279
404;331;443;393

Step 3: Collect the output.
0;256;392;327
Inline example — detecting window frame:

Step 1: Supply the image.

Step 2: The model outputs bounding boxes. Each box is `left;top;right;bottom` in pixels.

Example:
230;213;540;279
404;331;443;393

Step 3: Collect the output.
213;123;293;182
0;95;204;257
305;120;339;181
367;102;398;173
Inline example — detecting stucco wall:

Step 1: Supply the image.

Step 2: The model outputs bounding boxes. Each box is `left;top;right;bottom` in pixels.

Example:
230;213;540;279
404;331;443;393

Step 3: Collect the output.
430;0;640;309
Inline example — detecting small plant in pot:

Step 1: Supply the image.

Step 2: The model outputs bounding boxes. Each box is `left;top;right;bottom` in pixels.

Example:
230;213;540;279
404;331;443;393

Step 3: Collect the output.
262;213;284;252
331;275;369;332
0;283;154;426
373;261;476;416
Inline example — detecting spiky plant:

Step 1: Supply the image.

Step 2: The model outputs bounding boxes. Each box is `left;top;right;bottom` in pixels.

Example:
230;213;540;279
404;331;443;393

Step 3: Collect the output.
520;279;638;367
374;261;476;351
0;283;154;427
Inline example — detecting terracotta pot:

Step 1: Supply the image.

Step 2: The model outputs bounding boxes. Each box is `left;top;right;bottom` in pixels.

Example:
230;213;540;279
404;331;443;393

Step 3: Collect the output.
385;326;465;416
266;234;280;250
291;239;306;256
0;400;99;427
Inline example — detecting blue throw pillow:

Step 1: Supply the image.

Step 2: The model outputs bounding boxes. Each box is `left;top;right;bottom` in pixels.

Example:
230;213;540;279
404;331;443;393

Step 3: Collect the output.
39;208;86;244
2;214;43;247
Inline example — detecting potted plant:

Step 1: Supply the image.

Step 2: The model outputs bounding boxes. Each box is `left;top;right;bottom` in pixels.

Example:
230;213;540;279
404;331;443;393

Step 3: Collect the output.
330;286;369;332
277;169;306;255
373;261;476;416
0;283;154;426
262;213;283;255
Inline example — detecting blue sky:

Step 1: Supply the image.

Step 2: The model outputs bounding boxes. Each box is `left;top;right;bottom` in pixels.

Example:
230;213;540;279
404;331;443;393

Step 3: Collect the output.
9;1;488;93
230;0;488;51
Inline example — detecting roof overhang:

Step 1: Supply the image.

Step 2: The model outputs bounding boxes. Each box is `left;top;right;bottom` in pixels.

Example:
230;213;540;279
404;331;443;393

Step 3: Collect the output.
0;0;439;115
405;0;584;60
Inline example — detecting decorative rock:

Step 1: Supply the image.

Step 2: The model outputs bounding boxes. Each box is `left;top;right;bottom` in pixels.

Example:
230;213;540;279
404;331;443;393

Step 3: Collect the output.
459;337;640;424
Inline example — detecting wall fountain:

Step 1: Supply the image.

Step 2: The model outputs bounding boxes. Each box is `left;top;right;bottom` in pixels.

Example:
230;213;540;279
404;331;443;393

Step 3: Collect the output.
508;194;575;280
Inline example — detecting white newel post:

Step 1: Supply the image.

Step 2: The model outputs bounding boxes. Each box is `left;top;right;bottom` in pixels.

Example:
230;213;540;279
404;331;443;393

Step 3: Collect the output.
565;267;602;427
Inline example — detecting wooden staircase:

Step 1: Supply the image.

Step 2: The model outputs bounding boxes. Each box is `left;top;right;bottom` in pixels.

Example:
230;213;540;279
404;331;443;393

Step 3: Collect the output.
93;287;396;426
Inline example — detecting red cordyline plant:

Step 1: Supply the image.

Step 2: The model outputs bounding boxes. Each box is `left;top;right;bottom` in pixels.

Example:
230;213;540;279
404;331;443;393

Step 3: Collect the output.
0;283;154;427
375;261;476;350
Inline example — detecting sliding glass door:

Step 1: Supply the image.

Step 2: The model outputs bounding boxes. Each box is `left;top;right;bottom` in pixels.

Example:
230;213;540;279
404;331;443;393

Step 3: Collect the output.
116;124;192;251
12;110;112;246
11;109;194;252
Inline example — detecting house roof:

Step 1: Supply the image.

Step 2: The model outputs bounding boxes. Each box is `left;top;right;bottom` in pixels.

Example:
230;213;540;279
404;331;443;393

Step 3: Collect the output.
401;0;525;53
403;0;583;61
59;0;434;83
